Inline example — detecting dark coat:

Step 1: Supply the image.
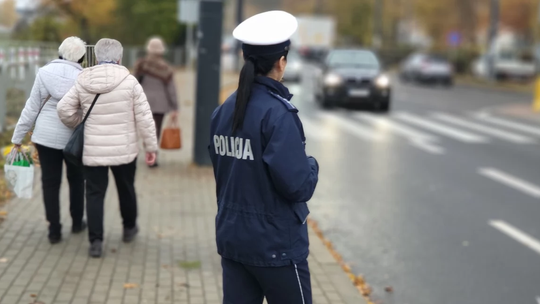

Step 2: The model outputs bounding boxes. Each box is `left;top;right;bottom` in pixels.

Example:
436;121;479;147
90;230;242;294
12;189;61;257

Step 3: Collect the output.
208;76;319;267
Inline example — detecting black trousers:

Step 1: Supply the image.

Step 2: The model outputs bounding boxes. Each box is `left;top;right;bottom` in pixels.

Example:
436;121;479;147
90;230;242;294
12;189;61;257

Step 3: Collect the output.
153;113;164;142
35;144;85;236
84;159;137;243
222;258;312;304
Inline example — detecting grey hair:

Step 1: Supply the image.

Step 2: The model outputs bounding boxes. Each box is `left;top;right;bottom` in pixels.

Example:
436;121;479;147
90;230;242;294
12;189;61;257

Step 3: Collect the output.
94;38;123;63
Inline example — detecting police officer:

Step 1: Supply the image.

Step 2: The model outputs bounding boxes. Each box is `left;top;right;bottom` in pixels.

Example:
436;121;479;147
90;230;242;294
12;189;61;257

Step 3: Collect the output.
208;10;319;304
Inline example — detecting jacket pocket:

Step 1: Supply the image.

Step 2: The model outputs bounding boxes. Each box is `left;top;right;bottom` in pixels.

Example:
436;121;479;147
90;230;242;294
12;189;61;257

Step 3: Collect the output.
292;202;310;224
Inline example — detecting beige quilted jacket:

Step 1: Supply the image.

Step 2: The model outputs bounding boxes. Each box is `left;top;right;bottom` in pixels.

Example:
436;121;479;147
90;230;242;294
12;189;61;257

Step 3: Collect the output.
57;64;158;167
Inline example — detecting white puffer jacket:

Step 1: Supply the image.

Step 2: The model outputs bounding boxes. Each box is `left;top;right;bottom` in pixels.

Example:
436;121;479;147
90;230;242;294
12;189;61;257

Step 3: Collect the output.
12;59;83;149
57;64;158;167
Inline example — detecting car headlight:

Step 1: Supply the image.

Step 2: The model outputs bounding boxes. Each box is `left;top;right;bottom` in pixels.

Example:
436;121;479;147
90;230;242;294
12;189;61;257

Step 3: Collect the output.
375;75;390;88
324;73;342;86
290;62;302;70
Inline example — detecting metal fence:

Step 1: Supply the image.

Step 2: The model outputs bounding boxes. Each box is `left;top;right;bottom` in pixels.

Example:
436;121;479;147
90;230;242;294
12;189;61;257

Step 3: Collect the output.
0;40;188;132
83;45;97;67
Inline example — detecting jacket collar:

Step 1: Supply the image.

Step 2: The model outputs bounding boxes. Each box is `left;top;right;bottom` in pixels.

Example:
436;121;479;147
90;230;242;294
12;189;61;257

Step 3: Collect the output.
254;76;293;101
50;59;83;70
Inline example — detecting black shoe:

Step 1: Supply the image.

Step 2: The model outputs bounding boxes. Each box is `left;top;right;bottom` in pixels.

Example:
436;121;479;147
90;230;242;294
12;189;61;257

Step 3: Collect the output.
123;226;139;243
89;240;103;258
48;234;62;244
72;221;87;234
148;162;159;168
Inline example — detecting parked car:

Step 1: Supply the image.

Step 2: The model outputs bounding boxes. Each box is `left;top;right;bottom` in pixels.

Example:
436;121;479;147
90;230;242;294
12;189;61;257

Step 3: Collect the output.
315;48;391;112
472;52;536;81
298;46;329;63
283;51;303;82
399;53;454;86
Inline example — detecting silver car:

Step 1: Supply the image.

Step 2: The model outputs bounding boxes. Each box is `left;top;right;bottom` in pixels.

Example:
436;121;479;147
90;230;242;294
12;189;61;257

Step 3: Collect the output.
399;53;454;86
283;51;303;82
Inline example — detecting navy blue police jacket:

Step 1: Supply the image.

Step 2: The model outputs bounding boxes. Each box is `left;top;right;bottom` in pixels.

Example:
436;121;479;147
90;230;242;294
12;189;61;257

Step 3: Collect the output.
208;76;319;267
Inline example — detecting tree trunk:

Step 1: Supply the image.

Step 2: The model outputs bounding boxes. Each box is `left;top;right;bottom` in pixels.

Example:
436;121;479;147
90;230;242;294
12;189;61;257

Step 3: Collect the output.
80;17;91;43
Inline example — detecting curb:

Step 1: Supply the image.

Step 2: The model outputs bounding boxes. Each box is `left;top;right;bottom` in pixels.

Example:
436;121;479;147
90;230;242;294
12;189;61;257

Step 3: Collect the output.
307;218;377;304
455;78;533;95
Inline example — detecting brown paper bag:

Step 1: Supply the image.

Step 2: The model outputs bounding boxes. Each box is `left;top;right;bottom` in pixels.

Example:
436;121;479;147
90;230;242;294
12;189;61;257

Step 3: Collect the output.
160;117;181;150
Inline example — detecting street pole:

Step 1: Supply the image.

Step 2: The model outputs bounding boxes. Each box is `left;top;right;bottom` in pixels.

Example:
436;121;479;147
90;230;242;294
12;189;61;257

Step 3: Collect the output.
533;0;540;112
186;23;194;69
193;0;223;166
487;0;499;82
314;0;323;14
372;0;383;50
234;0;243;72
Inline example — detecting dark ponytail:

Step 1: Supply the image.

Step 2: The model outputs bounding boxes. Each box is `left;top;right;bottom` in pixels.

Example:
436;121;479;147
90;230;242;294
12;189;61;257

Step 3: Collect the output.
232;58;256;134
231;51;288;134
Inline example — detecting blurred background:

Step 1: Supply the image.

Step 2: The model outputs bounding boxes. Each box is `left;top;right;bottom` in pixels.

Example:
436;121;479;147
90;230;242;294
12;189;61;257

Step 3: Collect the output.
0;0;538;77
2;1;540;304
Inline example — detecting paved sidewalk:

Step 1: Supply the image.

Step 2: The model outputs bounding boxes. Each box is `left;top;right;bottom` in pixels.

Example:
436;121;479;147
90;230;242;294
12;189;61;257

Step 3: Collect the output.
0;70;364;304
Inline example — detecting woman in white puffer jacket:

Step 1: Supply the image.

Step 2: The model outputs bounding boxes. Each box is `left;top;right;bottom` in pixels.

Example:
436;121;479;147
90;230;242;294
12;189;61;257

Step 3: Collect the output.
12;36;87;245
58;38;158;258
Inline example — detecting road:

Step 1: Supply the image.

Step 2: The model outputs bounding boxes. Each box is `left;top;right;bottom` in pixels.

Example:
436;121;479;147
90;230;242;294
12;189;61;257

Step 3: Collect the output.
289;64;540;304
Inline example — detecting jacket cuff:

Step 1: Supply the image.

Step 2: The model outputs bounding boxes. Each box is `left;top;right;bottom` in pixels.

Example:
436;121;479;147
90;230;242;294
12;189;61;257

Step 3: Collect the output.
308;156;319;173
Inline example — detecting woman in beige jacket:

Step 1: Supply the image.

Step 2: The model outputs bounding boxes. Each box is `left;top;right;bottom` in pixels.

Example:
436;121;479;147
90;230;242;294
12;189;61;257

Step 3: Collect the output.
58;38;158;258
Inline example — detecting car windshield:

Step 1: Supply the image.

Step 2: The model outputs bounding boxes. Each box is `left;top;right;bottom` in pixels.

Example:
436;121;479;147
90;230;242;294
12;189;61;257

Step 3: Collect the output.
287;51;300;61
327;50;379;68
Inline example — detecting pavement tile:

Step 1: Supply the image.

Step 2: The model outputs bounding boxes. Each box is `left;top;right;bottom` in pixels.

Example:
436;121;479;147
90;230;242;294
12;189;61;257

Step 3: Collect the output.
0;70;365;304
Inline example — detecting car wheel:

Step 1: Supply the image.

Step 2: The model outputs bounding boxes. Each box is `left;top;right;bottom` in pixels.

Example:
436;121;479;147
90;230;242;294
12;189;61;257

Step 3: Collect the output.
321;97;335;109
443;78;454;87
374;99;391;113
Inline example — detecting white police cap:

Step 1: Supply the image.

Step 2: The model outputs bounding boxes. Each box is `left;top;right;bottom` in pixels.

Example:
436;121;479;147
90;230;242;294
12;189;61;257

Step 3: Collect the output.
233;10;298;46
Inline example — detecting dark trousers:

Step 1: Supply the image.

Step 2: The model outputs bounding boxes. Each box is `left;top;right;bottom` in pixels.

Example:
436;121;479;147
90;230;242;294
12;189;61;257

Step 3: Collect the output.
153;114;164;142
35;144;85;236
84;159;137;243
153;114;164;164
222;258;312;304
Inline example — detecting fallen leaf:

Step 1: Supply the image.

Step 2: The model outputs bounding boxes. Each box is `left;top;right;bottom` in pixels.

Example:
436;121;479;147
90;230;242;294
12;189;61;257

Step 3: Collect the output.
0;258;7;263
30;294;37;297
123;283;138;289
384;286;393;293
178;283;189;288
178;260;201;270
110;248;117;253
0;211;7;216
360;284;372;296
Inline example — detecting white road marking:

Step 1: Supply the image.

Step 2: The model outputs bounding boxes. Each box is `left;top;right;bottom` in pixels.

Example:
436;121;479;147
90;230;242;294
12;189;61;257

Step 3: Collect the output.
409;138;446;154
300;116;332;141
479;168;540;198
490;220;540;256
317;112;383;142
353;113;445;154
536;296;540;304
475;113;540;137
353;113;439;142
432;113;536;144
395;112;489;143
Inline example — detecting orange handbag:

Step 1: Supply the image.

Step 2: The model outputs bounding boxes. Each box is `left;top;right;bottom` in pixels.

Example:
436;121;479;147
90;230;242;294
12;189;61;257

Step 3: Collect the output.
160;117;182;150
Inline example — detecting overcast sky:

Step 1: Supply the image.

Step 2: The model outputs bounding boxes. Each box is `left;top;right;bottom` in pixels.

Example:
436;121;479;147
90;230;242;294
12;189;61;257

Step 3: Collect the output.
1;0;39;11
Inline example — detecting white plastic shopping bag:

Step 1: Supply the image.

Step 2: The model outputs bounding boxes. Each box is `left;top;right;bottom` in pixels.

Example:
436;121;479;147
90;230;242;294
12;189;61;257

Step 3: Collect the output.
4;148;35;199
